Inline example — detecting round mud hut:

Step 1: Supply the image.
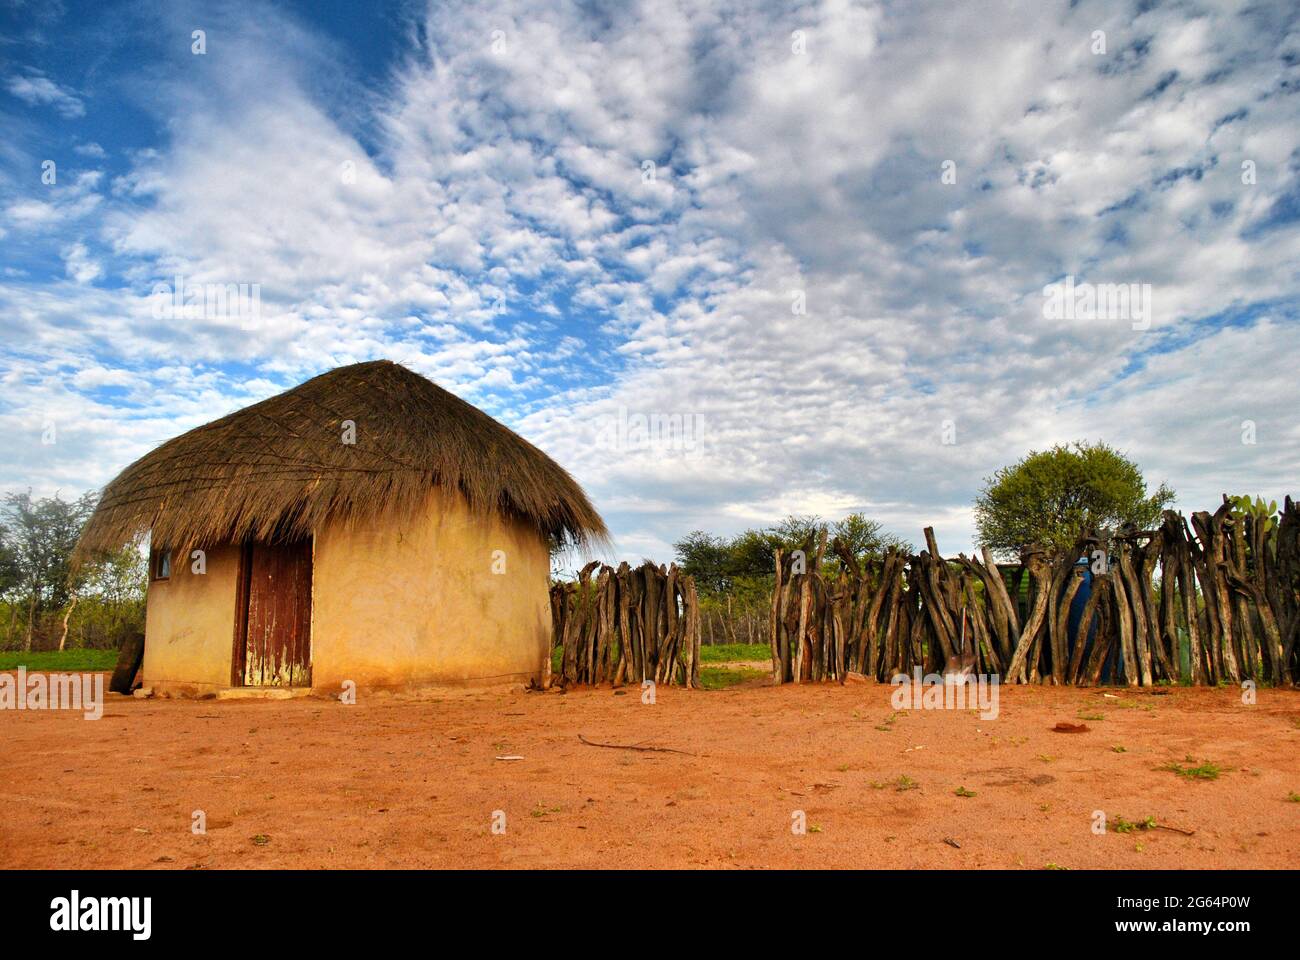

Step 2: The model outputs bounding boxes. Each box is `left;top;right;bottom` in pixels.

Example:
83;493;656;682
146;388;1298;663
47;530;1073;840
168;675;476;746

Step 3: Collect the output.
76;360;606;697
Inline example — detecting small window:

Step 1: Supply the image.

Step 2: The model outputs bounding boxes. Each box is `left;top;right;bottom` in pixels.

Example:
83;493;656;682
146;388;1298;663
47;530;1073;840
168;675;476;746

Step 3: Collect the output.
150;549;172;581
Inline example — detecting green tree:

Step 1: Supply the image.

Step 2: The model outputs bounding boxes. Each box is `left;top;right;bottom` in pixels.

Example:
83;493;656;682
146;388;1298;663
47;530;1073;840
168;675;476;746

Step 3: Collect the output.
670;530;734;594
0;525;20;597
3;490;98;650
675;513;910;591
830;513;913;566
727;528;786;579
769;515;825;550
974;442;1174;559
74;544;148;649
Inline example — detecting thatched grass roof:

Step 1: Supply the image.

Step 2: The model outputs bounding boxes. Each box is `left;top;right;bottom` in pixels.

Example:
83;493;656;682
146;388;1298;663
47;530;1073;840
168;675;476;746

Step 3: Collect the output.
76;360;607;558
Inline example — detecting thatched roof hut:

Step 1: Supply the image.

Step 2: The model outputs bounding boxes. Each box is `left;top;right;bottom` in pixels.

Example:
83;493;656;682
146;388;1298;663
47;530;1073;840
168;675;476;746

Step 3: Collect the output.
82;360;606;697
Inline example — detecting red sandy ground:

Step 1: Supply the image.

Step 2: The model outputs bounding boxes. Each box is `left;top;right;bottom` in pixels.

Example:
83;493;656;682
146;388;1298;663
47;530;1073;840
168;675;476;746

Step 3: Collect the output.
2;676;1298;869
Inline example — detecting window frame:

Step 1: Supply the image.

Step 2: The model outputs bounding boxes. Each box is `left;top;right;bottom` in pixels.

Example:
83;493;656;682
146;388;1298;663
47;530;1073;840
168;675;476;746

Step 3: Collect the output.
150;548;172;582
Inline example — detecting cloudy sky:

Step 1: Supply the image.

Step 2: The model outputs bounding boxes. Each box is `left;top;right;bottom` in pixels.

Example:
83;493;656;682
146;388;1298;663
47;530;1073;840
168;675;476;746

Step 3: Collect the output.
2;0;1297;562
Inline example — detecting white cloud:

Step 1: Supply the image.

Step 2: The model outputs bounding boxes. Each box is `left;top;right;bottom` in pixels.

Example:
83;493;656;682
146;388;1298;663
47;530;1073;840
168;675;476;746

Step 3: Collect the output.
4;170;102;229
61;242;101;284
5;72;85;118
1;0;1298;564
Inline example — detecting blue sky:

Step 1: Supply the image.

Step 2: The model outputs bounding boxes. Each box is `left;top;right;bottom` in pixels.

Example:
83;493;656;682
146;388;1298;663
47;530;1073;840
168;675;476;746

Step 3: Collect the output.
2;0;1298;563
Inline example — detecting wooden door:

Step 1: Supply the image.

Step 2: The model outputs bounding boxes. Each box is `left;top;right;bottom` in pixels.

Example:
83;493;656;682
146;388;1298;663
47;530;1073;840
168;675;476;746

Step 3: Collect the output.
238;539;313;687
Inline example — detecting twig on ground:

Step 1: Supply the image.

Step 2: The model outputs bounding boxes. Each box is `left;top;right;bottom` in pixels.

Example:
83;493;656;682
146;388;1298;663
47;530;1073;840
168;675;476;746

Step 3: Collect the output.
578;733;696;755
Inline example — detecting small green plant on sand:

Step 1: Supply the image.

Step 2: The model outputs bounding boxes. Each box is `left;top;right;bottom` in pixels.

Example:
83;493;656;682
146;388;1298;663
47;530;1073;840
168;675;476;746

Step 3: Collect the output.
894;775;919;792
954;786;976;798
1161;759;1222;781
1113;815;1157;834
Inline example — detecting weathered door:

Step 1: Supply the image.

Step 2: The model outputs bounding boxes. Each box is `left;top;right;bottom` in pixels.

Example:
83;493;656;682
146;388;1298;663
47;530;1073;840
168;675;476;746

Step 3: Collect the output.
240;539;313;687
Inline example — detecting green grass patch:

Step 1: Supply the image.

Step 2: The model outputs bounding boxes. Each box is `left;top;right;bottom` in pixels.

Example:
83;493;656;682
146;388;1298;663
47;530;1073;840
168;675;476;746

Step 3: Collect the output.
548;643;769;676
0;649;118;672
954;786;976;798
698;666;766;690
1161;758;1223;781
698;643;770;664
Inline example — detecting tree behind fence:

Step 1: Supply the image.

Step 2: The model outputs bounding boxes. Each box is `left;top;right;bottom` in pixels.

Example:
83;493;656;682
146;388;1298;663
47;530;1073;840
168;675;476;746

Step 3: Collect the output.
770;498;1299;686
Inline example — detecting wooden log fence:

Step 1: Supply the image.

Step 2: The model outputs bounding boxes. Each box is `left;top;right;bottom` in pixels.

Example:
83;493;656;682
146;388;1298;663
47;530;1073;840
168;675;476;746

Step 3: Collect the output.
550;561;702;688
769;497;1300;686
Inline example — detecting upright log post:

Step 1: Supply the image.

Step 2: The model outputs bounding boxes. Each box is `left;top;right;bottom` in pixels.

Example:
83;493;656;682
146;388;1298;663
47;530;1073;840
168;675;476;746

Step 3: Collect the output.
770;547;783;684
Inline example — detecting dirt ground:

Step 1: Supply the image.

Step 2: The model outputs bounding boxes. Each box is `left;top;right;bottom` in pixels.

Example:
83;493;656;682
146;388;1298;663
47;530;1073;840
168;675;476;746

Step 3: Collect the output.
3;674;1298;869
